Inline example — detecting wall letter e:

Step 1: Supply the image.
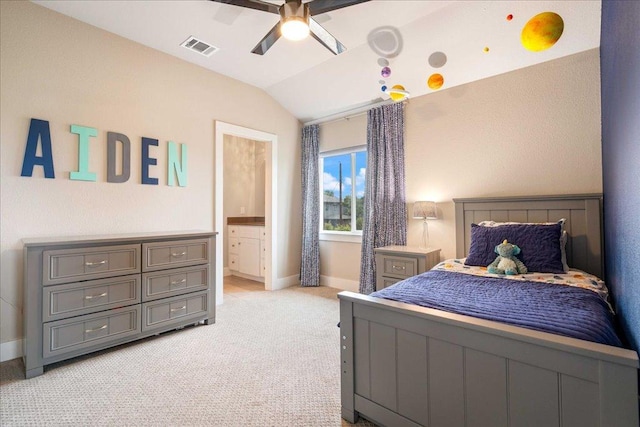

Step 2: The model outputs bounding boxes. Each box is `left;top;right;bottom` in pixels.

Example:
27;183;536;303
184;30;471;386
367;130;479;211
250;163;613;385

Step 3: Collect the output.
141;137;159;185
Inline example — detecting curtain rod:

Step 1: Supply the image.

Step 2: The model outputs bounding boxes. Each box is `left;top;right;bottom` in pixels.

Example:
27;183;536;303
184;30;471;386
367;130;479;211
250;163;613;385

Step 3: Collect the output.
303;98;403;126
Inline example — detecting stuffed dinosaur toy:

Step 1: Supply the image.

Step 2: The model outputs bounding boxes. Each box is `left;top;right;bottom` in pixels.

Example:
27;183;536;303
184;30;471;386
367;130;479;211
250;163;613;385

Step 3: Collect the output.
487;239;528;275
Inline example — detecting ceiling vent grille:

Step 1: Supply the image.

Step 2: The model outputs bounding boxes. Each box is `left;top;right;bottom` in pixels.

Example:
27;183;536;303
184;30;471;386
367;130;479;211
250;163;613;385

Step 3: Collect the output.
180;36;218;57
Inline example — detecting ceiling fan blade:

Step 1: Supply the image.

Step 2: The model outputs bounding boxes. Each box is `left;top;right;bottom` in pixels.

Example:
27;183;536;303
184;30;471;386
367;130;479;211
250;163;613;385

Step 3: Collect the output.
209;0;279;15
308;0;370;16
251;22;282;55
309;18;346;55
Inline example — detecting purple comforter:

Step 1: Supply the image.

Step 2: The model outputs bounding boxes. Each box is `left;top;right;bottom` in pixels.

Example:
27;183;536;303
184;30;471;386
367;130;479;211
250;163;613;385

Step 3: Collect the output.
370;270;621;346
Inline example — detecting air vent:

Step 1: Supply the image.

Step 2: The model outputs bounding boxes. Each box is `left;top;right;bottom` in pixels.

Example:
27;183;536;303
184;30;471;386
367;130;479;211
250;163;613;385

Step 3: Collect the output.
180;36;218;57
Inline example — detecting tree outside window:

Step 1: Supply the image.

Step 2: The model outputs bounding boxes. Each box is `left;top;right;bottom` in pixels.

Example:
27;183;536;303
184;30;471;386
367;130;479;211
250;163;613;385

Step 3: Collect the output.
320;149;366;233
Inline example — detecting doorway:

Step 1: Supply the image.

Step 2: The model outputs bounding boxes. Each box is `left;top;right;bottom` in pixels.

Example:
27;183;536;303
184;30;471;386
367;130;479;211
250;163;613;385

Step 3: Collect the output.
214;121;278;305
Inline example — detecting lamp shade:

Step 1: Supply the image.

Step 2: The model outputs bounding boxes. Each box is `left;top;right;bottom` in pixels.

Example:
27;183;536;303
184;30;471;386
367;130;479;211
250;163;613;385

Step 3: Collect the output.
412;201;437;219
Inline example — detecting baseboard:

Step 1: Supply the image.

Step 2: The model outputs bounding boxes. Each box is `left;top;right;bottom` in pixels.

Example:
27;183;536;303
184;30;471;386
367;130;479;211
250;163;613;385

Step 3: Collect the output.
230;271;265;283
1;339;23;362
273;274;299;290
223;267;231;277
320;275;359;292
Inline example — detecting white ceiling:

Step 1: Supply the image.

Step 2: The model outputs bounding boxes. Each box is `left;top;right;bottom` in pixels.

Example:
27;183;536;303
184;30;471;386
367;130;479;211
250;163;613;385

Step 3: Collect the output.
33;0;601;123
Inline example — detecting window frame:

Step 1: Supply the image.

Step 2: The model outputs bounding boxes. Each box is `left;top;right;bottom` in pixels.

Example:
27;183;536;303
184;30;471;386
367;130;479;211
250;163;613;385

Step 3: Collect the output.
319;145;366;243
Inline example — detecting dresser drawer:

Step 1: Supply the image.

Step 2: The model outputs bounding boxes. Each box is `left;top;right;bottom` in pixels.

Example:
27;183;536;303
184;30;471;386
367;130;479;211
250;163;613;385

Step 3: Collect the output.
229;254;239;271
43;244;140;285
142;265;209;302
229;237;239;255
43;306;141;358
380;256;417;279
43;274;140;322
237;226;260;239
377;277;402;291
142;291;208;332
142;239;209;272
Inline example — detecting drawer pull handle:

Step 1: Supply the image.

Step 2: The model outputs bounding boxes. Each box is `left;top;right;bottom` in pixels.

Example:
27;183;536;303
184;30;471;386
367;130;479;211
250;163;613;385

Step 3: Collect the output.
171;252;187;257
170;279;187;286
85;324;107;333
85;292;108;300
171;306;187;312
85;260;108;267
392;265;405;271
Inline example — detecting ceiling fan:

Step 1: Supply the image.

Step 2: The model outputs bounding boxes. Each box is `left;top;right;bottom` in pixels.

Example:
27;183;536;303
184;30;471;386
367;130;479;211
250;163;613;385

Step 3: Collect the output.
211;0;370;55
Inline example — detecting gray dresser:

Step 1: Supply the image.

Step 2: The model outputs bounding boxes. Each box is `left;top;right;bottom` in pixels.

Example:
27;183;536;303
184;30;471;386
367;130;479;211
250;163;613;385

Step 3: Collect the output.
23;231;216;379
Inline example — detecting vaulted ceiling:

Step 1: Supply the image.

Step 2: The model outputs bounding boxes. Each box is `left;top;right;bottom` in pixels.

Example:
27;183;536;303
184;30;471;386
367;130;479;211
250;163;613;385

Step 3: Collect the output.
34;0;601;122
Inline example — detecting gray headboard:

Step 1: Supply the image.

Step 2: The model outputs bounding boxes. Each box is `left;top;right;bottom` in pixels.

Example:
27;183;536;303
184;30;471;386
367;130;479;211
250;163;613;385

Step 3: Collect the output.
453;194;603;278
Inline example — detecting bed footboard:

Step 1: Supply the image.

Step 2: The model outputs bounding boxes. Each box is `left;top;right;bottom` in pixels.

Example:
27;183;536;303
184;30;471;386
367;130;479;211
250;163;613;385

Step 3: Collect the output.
339;291;639;427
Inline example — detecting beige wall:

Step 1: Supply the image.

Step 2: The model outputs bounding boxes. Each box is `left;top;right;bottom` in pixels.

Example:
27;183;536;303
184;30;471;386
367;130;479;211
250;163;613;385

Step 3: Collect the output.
406;49;602;261
0;1;301;348
319;49;603;289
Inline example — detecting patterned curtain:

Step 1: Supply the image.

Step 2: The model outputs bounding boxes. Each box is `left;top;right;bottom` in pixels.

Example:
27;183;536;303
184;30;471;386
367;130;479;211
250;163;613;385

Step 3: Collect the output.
300;125;320;287
359;103;407;294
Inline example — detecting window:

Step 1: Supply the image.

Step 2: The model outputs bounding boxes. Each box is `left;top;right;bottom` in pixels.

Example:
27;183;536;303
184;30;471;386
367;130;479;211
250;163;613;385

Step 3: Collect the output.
319;147;366;237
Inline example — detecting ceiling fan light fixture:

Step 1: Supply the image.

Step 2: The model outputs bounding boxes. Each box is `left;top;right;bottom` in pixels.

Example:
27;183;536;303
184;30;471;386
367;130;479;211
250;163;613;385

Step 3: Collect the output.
279;0;310;41
281;18;310;41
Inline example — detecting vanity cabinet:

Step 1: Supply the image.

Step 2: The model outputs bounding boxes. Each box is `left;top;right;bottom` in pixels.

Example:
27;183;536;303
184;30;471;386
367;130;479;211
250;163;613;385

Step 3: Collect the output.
23;231;216;379
228;225;264;280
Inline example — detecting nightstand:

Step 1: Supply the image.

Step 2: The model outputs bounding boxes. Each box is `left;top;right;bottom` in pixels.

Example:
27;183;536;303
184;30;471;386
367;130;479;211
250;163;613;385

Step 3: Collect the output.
374;246;441;291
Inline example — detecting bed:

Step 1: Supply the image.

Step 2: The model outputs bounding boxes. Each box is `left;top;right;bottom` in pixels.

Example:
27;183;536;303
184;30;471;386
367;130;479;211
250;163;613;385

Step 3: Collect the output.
338;194;639;427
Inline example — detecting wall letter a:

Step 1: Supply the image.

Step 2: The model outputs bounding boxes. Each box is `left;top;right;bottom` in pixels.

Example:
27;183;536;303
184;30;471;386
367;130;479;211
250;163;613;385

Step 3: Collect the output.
21;118;55;178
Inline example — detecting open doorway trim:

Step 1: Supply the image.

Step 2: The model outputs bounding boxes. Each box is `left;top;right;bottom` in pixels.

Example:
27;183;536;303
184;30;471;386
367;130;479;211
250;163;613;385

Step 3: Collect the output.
214;121;278;305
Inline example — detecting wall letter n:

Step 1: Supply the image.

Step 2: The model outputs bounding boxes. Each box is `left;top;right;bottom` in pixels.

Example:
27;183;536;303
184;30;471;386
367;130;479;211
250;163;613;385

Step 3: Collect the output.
167;141;187;187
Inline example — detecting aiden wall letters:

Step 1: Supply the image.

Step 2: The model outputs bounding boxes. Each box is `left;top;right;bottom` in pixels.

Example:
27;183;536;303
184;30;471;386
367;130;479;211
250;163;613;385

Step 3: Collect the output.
20;118;188;187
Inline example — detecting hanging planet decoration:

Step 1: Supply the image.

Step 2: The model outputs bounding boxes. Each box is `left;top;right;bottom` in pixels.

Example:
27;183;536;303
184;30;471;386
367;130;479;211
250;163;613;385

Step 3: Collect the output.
381;85;387;92
427;73;444;90
387;84;409;102
507;14;513;21
521;12;564;52
377;58;389;67
381;66;391;78
428;51;447;68
483;46;490;53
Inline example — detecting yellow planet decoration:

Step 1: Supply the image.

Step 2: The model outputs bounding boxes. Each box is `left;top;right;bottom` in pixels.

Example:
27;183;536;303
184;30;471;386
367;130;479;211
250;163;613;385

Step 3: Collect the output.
483;46;490;53
427;73;444;90
521;12;564;52
387;84;409;102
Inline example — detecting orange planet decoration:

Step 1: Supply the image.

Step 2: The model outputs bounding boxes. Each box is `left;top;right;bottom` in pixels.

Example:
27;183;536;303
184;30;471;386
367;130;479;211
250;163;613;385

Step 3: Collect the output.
427;73;444;90
521;12;564;52
506;14;513;21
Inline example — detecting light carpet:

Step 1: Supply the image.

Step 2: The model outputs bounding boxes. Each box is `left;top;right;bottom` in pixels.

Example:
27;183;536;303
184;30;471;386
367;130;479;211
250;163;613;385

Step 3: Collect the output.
0;285;376;426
